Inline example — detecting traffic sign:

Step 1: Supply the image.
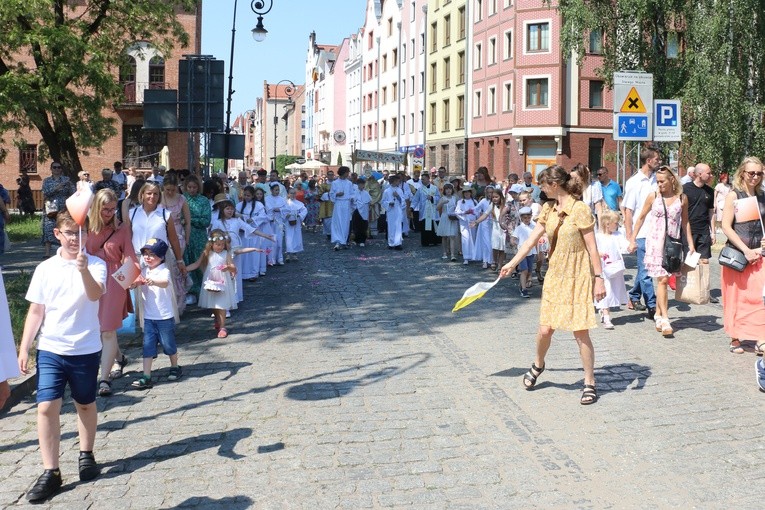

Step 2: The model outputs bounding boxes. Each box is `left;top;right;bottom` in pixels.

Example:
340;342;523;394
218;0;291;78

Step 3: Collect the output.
619;87;647;113
653;99;681;141
614;114;652;141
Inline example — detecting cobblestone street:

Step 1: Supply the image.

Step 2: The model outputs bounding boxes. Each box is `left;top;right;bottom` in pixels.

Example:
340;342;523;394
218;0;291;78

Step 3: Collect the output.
1;230;761;509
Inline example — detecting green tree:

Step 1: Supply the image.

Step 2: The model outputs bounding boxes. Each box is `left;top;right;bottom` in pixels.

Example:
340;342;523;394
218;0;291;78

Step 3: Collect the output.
555;0;765;171
275;154;300;174
0;1;197;179
337;152;343;165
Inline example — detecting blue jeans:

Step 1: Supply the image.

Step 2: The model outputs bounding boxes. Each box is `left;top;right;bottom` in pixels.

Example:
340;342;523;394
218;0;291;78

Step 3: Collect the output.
36;350;100;404
629;238;656;308
143;318;177;358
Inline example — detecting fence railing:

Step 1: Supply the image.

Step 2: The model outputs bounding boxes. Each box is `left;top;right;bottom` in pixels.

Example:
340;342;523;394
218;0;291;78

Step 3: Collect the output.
121;81;169;104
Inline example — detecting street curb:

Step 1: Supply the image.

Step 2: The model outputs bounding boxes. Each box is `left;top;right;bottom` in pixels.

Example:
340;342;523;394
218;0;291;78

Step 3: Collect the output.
1;370;37;415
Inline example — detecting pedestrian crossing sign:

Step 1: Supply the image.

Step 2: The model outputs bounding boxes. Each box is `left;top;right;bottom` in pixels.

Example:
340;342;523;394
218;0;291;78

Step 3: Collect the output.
619;87;647;113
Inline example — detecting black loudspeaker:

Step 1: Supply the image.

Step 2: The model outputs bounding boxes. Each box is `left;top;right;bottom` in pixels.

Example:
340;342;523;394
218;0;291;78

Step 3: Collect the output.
208;133;245;159
178;59;225;132
143;89;178;130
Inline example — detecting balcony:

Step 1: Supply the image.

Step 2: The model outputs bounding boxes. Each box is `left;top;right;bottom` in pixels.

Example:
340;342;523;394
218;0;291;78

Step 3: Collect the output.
120;81;169;105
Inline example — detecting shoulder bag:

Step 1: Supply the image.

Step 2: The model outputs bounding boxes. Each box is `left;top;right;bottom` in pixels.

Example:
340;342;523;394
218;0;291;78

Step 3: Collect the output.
718;244;747;272
661;195;683;274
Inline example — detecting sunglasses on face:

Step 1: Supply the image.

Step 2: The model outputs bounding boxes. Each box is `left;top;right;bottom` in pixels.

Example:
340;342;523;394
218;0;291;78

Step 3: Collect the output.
745;171;764;178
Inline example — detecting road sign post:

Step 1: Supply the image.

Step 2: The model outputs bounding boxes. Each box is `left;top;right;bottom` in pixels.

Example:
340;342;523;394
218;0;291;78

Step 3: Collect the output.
653;99;682;142
613;72;653;141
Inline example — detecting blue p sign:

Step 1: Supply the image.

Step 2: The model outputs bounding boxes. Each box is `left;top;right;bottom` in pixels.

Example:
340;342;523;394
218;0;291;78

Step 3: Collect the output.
657;103;677;126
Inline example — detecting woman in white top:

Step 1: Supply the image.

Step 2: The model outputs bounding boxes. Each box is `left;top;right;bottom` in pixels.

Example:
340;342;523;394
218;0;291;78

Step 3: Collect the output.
125;182;186;307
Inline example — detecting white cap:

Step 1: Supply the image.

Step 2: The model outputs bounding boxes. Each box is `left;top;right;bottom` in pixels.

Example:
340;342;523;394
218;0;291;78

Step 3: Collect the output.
519;206;533;215
510;184;525;194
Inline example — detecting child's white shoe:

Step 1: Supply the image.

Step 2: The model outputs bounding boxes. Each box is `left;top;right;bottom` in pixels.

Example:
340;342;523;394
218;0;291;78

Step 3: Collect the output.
602;316;614;329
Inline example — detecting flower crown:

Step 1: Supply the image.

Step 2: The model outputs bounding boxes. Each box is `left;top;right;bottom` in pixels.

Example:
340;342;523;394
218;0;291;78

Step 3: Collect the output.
208;234;230;242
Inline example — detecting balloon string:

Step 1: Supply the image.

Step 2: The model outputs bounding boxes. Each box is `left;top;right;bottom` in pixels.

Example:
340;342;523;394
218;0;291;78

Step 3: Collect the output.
79;226;82;253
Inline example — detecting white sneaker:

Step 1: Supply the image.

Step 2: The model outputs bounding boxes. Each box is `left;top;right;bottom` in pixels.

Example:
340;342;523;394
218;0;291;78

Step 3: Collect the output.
359;243;365;247
602;316;614;329
463;260;469;265
441;255;448;260
482;262;488;269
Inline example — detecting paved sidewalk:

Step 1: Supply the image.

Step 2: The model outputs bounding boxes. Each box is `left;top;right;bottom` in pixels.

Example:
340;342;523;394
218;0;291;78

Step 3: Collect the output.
0;230;760;508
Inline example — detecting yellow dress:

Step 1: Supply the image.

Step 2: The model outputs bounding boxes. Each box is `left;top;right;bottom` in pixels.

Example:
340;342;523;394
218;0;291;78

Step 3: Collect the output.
538;199;597;331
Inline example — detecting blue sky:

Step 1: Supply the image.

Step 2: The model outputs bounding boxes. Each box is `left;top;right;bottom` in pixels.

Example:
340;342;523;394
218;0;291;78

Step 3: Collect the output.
201;0;366;120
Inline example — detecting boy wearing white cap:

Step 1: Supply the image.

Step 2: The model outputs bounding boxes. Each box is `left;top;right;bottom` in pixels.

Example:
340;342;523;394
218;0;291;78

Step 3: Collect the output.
512;207;537;298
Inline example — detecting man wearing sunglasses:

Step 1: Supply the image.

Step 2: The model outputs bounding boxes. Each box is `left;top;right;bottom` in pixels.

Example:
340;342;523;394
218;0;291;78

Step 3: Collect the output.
596;167;622;211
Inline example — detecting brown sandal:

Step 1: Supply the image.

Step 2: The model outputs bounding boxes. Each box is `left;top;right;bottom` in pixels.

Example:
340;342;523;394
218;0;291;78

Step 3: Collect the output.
730;339;744;354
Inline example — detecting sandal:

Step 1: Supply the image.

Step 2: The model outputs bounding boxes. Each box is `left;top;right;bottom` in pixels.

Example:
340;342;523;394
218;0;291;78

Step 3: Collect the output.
131;375;152;390
522;362;545;390
581;384;598;405
730;339;745;354
109;354;128;379
97;380;112;397
536;270;544;283
755;343;765;357
490;263;497;271
217;327;228;338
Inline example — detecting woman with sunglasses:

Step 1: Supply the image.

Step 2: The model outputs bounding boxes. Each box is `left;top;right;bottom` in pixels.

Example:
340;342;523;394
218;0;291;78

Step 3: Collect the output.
628;166;694;336
720;157;765;360
41;162;75;258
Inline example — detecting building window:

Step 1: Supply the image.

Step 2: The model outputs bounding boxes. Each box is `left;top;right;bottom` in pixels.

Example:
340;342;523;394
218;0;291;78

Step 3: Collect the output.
392;117;397;135
526;22;550;52
504;0;513;7
420;33;425;53
526;78;548;107
489;0;497;15
666;32;681;58
589;80;604;108
475;0;483;22
410;113;415;133
382;54;387;72
402;80;406;97
489;37;497;65
503;82;513;111
504;30;513;60
401;115;406;134
474;43;482;69
410;76;415;96
589;30;603;55
458;7;466;39
430;22;437;52
392;48;398;66
488;140;495;164
457;95;465;128
19;145;37;174
431;63;437;92
488;86;496;114
420;71;425;92
402;44;407;62
411;1;416;21
444;15;451;46
392;82;398;101
430;103;437;133
411;38;415;58
119;56;137;102
443;98;450;130
382;120;387;138
368;31;374;49
388;17;393;36
456;143;465;173
148;56;165;88
444;57;451;88
382;86;387;105
588;138;604;171
419;109;424;132
474;90;482;117
458;51;465;84
124;126;167;169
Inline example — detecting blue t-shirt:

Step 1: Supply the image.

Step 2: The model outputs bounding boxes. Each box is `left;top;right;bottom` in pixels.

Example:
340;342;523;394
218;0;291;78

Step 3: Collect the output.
601;180;622;211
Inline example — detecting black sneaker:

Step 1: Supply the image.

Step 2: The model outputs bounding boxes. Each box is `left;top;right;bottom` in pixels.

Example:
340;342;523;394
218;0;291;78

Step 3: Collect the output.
79;452;99;481
168;366;183;381
630;300;647;311
520;289;530;298
26;469;62;502
647;307;656;320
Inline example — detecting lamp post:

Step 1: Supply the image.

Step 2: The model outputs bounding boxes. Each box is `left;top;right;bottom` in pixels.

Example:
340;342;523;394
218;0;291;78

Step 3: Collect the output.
222;0;274;174
271;79;296;173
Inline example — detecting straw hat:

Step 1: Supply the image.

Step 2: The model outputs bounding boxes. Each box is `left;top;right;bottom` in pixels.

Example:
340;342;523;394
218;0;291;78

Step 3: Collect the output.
213;193;233;207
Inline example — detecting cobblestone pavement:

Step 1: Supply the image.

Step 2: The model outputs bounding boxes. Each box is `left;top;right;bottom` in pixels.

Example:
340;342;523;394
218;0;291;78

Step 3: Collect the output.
0;230;761;509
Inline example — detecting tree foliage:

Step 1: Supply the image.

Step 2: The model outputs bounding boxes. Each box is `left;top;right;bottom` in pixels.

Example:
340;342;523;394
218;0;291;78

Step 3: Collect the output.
0;0;197;179
555;0;765;171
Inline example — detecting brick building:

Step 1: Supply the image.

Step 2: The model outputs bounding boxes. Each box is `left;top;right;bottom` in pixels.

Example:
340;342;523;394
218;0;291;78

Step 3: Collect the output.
0;3;202;203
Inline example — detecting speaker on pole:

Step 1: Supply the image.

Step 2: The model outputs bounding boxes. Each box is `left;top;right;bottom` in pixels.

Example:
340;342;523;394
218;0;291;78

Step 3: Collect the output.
178;58;225;132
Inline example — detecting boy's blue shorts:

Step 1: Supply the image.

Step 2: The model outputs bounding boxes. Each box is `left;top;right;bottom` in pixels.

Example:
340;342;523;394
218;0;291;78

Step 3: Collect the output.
143;317;177;358
36;350;100;404
518;254;536;272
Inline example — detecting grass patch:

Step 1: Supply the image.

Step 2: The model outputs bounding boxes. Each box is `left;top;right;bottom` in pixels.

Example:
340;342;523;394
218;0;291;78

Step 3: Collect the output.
6;213;43;242
4;271;33;360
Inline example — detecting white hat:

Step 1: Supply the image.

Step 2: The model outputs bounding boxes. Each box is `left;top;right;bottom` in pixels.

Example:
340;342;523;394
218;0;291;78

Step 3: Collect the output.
519;206;533;215
510;184;525;194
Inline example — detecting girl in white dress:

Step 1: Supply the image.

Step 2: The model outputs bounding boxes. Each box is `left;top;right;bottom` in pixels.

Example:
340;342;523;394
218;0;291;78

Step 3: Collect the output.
252;188;272;277
185;229;261;338
265;183;287;265
436;183;459;261
471;186;495;268
236;186;263;280
595;210;629;329
282;188;308;260
455;188;478;265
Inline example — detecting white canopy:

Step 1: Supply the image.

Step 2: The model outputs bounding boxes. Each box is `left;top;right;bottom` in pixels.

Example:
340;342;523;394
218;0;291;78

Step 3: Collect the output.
284;159;327;171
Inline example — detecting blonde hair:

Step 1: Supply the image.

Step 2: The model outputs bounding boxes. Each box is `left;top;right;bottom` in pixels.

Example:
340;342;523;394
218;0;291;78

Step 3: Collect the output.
138;182;162;205
656;165;682;195
88;189;118;234
599;209;620;234
732;156;764;192
198;228;231;270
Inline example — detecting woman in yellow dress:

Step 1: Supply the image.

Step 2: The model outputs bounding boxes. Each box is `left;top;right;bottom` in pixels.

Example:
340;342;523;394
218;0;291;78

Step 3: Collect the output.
499;165;606;405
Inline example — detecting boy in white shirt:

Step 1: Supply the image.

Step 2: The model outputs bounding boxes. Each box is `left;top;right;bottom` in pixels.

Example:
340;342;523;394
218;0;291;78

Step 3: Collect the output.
132;238;181;389
18;210;107;502
511;207;537;298
351;176;372;246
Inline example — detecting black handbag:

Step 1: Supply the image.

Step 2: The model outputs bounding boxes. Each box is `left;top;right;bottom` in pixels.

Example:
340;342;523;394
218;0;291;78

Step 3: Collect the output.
661;196;683;274
719;244;747;272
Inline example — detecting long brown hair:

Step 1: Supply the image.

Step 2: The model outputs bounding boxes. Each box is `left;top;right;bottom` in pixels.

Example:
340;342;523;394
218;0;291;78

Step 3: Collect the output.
537;165;582;199
198;229;232;270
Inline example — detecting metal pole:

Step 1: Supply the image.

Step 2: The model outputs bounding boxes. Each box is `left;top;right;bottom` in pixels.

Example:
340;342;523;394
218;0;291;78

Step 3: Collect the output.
223;0;238;174
273;97;277;171
421;5;428;172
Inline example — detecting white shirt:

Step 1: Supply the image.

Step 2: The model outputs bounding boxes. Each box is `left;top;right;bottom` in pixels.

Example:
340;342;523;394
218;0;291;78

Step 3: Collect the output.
330;179;354;202
622;170;658;239
25;250;107;356
352;188;372;221
512;221;538;255
130;206;169;254
140;264;175;320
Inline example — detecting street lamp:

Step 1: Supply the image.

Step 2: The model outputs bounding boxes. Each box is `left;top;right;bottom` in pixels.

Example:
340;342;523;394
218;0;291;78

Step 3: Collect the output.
271;79;295;172
223;0;274;173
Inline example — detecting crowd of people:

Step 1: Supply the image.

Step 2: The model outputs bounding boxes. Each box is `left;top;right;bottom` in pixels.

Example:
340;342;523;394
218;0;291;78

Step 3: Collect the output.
2;148;765;502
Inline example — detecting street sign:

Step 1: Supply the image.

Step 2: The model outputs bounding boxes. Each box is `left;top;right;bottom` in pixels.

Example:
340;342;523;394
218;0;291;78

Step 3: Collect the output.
653;99;682;141
619;87;647;113
614;114;652;141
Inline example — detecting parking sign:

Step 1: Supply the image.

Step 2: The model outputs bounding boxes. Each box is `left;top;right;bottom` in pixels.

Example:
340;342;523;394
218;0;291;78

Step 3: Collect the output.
653;99;681;141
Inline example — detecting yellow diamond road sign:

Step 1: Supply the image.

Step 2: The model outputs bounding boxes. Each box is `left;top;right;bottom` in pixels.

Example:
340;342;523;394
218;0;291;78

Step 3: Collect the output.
620;87;647;113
